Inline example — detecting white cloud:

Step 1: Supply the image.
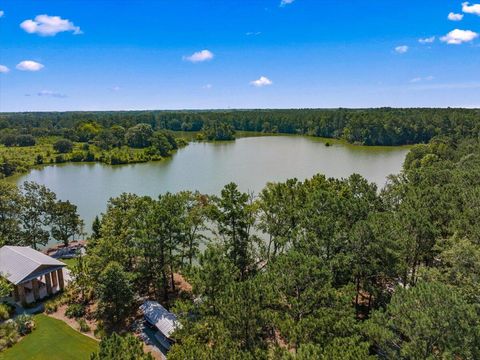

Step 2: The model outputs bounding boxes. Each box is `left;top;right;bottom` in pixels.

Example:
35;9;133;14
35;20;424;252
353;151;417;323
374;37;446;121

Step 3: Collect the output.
419;36;435;44
20;14;82;36
250;76;273;87
183;50;214;63
203;84;213;89
462;2;480;15
0;10;4;18
448;12;464;21
246;31;262;36
37;90;67;98
111;86;121;92
440;29;479;44
280;0;295;6
395;45;409;54
16;60;44;71
0;65;9;73
410;75;434;83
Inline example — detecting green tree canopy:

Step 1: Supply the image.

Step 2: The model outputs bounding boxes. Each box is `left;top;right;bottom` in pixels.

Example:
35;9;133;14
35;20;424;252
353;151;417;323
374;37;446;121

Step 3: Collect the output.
19;182;56;249
90;333;153;360
53;139;74;153
365;281;480;359
50;200;84;246
96;262;135;331
125;123;154;148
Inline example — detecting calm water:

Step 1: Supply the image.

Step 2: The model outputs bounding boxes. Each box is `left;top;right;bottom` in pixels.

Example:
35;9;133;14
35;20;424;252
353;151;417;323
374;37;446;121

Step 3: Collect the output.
13;136;409;230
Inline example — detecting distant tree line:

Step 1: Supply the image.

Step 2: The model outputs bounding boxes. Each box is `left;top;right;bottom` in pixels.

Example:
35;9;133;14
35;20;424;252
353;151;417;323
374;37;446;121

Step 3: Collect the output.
1;108;480;145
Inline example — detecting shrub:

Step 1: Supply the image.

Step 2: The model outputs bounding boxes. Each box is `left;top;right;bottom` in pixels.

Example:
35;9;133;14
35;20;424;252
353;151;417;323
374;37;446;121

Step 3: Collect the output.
85;151;95;162
44;299;59;314
77;318;91;333
65;303;85;318
70;151;85;162
0;322;20;351
35;154;44;165
93;323;106;340
0;159;18;177
14;314;35;335
1;134;17;147
58;288;76;305
110;155;122;165
0;303;11;321
53;139;74;153
55;154;66;163
16;134;36;147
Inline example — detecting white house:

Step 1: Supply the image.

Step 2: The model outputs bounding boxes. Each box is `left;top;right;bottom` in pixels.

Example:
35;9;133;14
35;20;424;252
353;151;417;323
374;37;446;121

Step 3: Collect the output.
0;246;67;306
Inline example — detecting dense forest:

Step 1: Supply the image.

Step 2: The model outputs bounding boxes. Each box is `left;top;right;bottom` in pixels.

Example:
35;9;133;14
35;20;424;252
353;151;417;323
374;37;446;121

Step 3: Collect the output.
2;132;480;358
1;108;480;145
2;108;480;178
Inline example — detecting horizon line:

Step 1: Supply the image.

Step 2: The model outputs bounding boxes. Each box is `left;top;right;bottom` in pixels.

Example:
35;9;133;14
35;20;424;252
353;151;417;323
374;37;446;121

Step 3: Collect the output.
1;106;480;114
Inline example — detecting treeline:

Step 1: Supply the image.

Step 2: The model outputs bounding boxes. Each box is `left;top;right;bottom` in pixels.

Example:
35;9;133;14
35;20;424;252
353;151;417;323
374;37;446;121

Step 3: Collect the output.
46;135;480;358
2;108;480;145
0;122;182;153
0;123;186;178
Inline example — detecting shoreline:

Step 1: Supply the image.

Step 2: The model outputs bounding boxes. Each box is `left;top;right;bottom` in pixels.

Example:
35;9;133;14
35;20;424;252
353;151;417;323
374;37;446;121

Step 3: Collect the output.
2;132;412;182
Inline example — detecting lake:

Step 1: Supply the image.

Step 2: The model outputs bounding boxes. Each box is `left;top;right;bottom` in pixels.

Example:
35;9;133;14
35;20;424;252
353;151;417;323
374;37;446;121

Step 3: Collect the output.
13;136;409;231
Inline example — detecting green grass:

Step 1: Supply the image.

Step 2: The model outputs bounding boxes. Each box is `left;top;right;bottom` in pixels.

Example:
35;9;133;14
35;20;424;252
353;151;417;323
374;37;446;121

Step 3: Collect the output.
59;258;78;269
0;314;98;360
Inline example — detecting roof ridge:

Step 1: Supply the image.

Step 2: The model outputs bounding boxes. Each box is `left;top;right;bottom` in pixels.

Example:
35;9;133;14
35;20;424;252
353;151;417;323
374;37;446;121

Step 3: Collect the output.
8;246;42;265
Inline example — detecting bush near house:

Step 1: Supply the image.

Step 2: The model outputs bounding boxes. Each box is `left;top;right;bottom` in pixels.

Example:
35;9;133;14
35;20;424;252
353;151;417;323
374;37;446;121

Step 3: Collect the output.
0;321;20;351
65;303;86;318
77;318;91;333
0;314;36;351
14;314;36;335
0;303;15;321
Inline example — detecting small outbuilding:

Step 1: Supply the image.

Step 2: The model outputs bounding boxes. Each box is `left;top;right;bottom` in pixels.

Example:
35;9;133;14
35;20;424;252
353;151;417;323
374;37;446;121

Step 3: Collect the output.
140;300;180;350
0;246;66;306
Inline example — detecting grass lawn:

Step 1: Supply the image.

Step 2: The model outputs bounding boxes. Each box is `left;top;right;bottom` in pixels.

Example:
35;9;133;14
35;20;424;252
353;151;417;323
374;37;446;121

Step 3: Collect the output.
0;314;98;360
60;258;78;269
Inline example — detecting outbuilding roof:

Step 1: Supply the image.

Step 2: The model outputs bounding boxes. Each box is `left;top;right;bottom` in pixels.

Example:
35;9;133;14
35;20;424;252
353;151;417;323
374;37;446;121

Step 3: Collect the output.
0;246;66;285
140;300;180;338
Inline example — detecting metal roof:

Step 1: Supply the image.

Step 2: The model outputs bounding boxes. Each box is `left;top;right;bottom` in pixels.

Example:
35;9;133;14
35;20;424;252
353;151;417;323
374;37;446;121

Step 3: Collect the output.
0;246;66;285
140;300;180;338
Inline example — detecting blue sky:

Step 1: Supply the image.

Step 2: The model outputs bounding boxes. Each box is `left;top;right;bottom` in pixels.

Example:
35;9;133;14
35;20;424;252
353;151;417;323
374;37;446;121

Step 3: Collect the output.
1;0;480;111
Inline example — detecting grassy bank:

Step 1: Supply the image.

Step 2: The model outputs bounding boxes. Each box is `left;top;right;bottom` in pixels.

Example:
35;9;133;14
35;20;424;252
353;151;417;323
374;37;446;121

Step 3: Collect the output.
0;314;98;360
